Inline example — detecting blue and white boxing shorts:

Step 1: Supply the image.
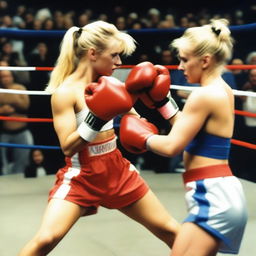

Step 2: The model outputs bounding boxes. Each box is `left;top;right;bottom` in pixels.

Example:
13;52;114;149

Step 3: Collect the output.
182;164;248;254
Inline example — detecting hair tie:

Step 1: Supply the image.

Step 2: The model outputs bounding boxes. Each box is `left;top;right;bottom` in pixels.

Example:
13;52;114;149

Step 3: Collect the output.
74;28;83;41
211;26;221;36
78;28;83;35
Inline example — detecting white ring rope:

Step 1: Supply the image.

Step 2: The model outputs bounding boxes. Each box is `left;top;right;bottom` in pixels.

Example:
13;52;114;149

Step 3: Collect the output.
0;66;255;97
0;66;36;71
171;85;256;97
0;88;50;95
0;85;256;97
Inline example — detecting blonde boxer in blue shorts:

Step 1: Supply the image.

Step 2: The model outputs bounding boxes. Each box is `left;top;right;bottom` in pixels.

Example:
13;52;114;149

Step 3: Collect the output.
121;18;248;255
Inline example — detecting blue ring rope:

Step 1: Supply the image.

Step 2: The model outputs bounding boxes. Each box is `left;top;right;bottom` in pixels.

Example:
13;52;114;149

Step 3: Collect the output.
0;143;61;150
0;23;255;38
0;122;120;150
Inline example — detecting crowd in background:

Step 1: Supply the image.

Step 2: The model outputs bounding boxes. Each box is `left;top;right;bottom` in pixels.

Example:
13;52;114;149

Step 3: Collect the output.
0;0;256;182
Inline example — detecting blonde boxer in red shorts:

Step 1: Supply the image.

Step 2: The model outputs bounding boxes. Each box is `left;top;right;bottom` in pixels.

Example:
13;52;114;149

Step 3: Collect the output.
18;21;180;256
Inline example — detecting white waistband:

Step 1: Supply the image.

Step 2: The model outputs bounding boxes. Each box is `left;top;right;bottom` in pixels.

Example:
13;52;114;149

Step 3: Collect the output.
88;137;117;156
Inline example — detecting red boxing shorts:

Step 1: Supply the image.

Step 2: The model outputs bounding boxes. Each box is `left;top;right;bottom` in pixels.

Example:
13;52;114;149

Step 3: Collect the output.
49;136;149;216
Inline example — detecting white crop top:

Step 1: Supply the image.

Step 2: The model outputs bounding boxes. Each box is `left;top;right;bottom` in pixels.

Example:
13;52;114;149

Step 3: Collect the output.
76;108;114;131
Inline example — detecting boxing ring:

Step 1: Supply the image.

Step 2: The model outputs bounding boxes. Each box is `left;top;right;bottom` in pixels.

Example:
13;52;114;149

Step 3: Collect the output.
0;24;256;256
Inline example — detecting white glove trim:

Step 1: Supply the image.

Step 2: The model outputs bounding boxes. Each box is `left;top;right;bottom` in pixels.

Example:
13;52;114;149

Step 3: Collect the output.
77;122;99;142
158;98;179;120
146;134;157;151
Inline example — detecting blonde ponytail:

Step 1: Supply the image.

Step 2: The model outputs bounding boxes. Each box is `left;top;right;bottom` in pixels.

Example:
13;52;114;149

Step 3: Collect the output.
46;21;136;93
171;18;234;66
45;27;79;93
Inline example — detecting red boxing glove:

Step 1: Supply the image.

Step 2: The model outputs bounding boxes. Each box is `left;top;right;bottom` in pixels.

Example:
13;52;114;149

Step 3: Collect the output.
85;76;137;121
126;62;178;120
139;65;171;108
140;65;179;119
125;61;157;94
119;114;158;154
77;76;137;142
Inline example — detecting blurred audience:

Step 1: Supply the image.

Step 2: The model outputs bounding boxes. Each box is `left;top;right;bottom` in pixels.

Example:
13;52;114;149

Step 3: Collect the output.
231;69;256;182
0;70;34;175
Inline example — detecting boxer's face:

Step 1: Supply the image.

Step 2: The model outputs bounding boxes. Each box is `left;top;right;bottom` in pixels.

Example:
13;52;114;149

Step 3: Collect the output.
178;49;203;84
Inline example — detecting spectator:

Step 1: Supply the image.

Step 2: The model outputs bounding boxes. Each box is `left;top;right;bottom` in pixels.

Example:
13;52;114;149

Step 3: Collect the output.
53;10;65;29
228;58;246;167
0;0;9;16
63;13;74;29
97;13;108;22
126;12;138;28
0;40;22;66
115;16;126;30
42;17;55;30
2;33;29;75
232;68;256;182
0;70;34;175
241;69;256;141
24;149;51;178
0;14;13;28
12;4;27;29
27;42;54;91
230;57;247;89
147;8;161;28
0;57;30;87
22;18;43;58
35;7;52;22
159;49;174;65
246;51;256;65
164;14;177;28
179;16;189;28
77;13;90;27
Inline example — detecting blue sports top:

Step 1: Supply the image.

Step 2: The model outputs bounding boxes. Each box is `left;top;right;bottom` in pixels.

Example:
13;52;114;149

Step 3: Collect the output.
184;130;231;160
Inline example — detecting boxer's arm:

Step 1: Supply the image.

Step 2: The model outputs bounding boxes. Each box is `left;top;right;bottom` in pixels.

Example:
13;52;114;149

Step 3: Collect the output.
51;88;88;157
146;90;210;157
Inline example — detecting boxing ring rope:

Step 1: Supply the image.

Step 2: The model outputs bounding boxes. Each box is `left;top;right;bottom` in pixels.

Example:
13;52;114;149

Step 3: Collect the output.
0;65;256;151
0;116;53;122
0;23;256;151
1;23;256;38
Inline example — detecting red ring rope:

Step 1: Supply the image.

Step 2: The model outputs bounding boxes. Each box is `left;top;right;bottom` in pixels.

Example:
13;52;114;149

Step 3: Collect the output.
234;110;256;118
35;67;53;71
0;116;53;122
0;114;255;150
231;139;256;150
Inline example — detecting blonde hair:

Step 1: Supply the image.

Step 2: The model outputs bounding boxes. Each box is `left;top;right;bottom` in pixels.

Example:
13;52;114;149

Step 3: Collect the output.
46;20;136;93
171;19;234;67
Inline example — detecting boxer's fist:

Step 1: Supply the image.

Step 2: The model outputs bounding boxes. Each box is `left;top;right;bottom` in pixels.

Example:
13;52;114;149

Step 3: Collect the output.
119;114;158;154
125;61;157;94
78;76;137;142
141;65;179;119
139;64;171;108
125;62;178;119
85;76;136;121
